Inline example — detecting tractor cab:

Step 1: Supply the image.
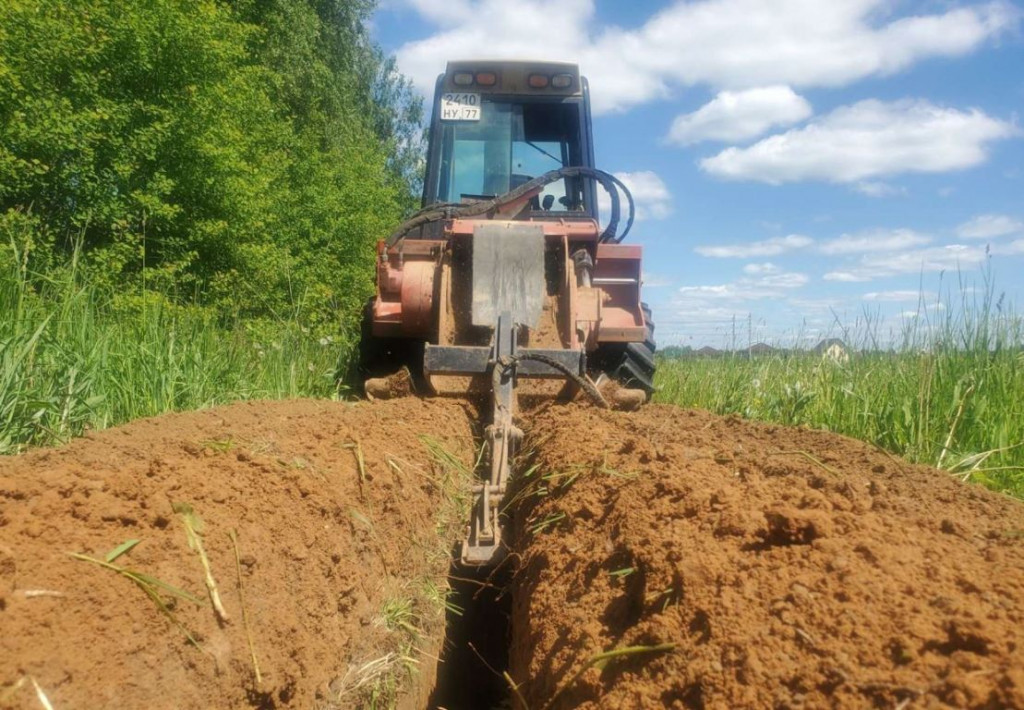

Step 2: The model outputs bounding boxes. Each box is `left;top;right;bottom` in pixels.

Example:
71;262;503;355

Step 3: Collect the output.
421;61;599;222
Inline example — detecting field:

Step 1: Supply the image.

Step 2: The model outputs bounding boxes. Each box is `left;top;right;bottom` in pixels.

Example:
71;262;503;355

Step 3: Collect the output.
4;248;1024;708
654;295;1024;497
3;398;1023;709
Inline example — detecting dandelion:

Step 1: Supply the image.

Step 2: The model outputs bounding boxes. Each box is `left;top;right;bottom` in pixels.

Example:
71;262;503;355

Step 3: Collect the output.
319;337;330;347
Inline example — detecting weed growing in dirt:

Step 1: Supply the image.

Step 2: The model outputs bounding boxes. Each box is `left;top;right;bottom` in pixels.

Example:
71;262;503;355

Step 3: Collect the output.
320;436;475;709
68;539;205;648
656;280;1024;496
510;642;677;710
341;594;427;709
419;434;478;551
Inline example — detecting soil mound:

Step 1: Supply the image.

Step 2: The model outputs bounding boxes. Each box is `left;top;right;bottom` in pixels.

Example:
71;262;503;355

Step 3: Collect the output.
511;405;1024;709
0;398;474;709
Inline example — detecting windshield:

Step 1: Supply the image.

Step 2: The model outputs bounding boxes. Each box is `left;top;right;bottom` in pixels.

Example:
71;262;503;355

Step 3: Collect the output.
437;99;586;212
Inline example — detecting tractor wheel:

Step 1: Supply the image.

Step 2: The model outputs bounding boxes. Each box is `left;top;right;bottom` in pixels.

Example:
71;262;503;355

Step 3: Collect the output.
351;299;423;396
592;302;657;397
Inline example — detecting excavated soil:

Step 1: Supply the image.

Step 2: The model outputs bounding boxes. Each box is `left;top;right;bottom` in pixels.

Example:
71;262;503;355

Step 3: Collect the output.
510;404;1024;709
0;398;474;710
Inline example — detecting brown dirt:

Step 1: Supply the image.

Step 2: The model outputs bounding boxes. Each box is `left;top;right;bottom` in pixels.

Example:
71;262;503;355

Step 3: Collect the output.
0;398;474;710
510;404;1024;709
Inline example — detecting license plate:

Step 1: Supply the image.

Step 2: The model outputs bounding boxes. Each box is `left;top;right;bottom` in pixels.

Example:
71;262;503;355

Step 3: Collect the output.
440;93;481;121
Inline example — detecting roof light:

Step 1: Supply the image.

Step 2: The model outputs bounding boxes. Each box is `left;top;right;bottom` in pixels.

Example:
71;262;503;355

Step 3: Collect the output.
551;73;573;89
452;72;474;87
475;71;497;87
528;73;550;88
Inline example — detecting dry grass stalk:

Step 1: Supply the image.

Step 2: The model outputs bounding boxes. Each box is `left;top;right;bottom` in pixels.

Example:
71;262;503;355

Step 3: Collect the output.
767;450;840;476
173;502;229;624
540;642;676;710
30;677;54;710
504;671;530;710
228;529;262;686
20;589;65;599
68;540;205;648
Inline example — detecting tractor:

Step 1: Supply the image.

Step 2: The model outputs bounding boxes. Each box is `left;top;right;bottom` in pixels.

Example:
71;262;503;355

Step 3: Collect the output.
359;60;656;565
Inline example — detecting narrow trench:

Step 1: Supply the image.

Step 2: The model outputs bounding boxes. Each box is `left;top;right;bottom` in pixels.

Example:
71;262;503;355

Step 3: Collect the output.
426;408;521;710
426;559;512;709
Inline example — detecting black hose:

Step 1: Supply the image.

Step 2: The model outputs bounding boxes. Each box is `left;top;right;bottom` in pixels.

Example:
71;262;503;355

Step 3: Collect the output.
492;353;609;410
386;167;635;247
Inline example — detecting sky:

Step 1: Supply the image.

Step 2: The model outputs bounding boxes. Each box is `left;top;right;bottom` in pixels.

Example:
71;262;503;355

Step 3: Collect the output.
372;0;1024;348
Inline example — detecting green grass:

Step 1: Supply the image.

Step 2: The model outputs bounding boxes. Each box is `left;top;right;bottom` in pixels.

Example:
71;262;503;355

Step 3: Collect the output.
654;284;1024;496
1;241;346;454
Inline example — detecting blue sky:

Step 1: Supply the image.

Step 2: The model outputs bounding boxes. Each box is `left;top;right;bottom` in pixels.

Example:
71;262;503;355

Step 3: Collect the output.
373;0;1024;348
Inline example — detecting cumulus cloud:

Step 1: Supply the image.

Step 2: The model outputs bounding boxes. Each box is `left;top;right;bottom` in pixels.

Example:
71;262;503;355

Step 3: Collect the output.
597;170;673;221
955;214;1024;239
862;290;934;302
667;86;812;145
853;181;907;198
742;262;781;275
823;244;988;282
701;99;1018;184
818;228;932;255
393;0;1020;114
695;234;813;258
677;270;809;304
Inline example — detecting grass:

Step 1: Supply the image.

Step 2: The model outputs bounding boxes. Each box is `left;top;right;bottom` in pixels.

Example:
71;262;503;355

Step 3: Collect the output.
69;538;205;648
320;436;475;708
654;280;1024;497
1;238;346;454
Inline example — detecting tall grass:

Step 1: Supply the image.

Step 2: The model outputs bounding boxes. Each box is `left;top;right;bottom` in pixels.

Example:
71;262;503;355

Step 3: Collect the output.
1;241;346;454
655;285;1024;496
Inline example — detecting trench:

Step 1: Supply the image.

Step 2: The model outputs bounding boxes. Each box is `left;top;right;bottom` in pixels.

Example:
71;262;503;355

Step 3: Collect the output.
426;559;513;709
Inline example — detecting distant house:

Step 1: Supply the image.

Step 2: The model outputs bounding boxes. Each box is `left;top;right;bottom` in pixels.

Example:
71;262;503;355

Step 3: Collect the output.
813;338;846;354
747;342;775;355
814;338;849;364
695;346;721;357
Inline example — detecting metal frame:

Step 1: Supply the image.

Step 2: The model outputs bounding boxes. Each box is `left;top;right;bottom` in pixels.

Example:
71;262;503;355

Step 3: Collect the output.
425;312;586;565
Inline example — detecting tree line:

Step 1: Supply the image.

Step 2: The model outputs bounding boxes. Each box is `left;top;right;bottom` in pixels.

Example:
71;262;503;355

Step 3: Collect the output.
0;0;422;337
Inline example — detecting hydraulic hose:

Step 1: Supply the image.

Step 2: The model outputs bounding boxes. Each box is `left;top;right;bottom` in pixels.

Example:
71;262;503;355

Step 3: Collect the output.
386;167;635;247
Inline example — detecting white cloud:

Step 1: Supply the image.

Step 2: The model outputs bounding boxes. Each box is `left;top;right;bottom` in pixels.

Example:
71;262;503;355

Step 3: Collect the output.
701;99;1018;184
667;86;812;145
854;181;907;198
392;0;472;22
678;270;808;302
955;214;1024;239
742;262;781;275
597;170;673;221
818;228;932;255
695;234;813;258
862;290;934;302
393;0;1020;114
823;244;989;282
643;273;673;288
996;239;1024;255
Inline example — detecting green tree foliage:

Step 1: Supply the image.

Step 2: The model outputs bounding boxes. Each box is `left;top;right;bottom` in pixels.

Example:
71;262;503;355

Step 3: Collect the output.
0;0;422;337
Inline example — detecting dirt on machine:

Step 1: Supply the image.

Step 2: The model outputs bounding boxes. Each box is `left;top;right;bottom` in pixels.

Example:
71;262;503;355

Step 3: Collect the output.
359;60;657;566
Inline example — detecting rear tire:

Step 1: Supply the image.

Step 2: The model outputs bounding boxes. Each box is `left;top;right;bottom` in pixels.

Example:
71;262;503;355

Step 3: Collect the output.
592;302;657;396
350;299;423;396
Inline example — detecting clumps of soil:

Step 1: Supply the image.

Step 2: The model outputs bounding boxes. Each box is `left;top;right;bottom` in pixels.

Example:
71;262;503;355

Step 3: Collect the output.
0;398;474;709
510;405;1024;709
